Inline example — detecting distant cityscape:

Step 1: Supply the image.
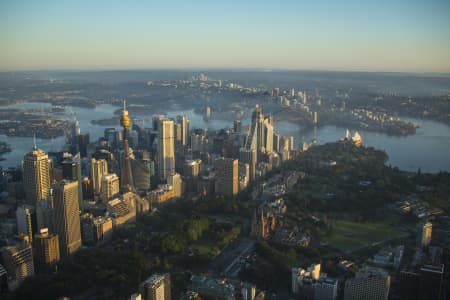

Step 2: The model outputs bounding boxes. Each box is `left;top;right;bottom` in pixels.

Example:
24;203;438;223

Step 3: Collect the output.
0;73;449;300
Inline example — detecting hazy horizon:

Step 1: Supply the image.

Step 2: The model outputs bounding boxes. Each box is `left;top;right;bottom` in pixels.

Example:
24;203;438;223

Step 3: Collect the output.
1;0;450;73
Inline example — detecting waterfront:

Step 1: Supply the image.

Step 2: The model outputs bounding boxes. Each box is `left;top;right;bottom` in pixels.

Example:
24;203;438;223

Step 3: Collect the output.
0;102;449;173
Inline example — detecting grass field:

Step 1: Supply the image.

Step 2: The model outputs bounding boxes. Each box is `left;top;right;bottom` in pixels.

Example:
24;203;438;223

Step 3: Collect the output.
324;218;406;253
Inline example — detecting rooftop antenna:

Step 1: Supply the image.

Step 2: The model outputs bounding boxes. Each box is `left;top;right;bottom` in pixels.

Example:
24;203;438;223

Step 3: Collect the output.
33;132;37;150
123;99;127;112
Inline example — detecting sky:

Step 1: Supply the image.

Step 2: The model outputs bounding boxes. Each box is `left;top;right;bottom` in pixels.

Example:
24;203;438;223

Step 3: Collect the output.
1;0;450;73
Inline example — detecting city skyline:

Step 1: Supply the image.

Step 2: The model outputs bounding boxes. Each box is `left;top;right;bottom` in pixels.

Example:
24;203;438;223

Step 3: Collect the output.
1;0;450;73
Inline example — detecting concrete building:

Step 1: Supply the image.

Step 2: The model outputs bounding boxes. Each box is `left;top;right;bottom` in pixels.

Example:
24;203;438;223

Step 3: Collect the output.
239;148;257;182
53;180;82;259
343;267;390;300
157;118;175;180
215;158;238;197
1;242;34;289
100;173;120;203
167;173;183;199
90;158;108;195
418;264;444;300
177;115;189;146
22;145;51;204
139;273;171;300
417;221;432;249
33;228;60;273
16;205;36;243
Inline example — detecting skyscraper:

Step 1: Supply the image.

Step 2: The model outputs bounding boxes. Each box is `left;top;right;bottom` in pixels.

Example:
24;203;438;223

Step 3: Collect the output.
417;221;432;249
91;158;108;196
215;158;238;197
139;273;171;300
344;267;390;300
53;180;82;259
176;115;189;146
100;173;120;202
418;264;444;300
16;205;36;243
33;228;60;273
120;100;134;191
157;118;175;180
22;145;51;204
239;148;257;182
246;105;265;154
1;242;34;288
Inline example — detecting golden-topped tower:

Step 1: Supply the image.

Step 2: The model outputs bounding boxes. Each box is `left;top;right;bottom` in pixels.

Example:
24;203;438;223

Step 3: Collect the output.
120;99;134;191
120;100;131;129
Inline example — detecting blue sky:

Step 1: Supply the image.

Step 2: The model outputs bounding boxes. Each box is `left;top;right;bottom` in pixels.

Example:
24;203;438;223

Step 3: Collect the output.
1;0;449;72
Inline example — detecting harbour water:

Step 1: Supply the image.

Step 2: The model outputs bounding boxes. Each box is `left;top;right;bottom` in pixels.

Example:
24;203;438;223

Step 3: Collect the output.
1;103;449;173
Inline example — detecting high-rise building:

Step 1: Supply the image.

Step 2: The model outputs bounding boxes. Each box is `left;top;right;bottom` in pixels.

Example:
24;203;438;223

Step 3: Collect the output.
167;173;183;199
234;120;242;133
33;228;60;273
418;264;444;300
263;120;274;154
239;148;257;182
344;267;390;300
77;133;90;157
100;173;120;202
398;271;419;300
139;273;171;300
176;115;189;146
62;154;83;209
22;145;51;205
215;158;238;197
1;242;34;288
183;159;202;192
91;158;108;196
53;180;82;259
16;205;36;243
131;159;152;191
246;105;265;155
417;222;432;249
191;130;208;152
36;194;54;233
120;100;134;191
157;118;175;180
273;132;281;153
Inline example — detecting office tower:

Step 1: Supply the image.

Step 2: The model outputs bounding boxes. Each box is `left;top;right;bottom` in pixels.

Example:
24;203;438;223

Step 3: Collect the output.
100;173;120;202
53;180;82;259
130;293;142;300
240;148;257;182
418;264;444;300
246;105;265;155
91;158;108;196
417;222;432;249
120;100;134;191
22;145;51;205
76;133;90;157
241;283;256;300
131;159;152;191
398;271;419;300
62;153;83;209
174;123;182;146
183;159;202;192
176;115;189;146
167;173;183;199
1;242;34;287
104;127;119;147
263;120;274;153
272;88;280;97
234;120;242;133
157;118;175;180
344;267;390;300
313;111;318;125
273;132;281;153
139;273;171;300
33;228;60;273
191;130;208;152
215;158;238;197
16;205;36;242
290;88;295;97
36;196;54;233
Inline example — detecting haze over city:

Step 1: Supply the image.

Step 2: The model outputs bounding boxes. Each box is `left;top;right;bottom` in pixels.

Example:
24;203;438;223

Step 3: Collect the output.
1;1;450;300
1;0;450;72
